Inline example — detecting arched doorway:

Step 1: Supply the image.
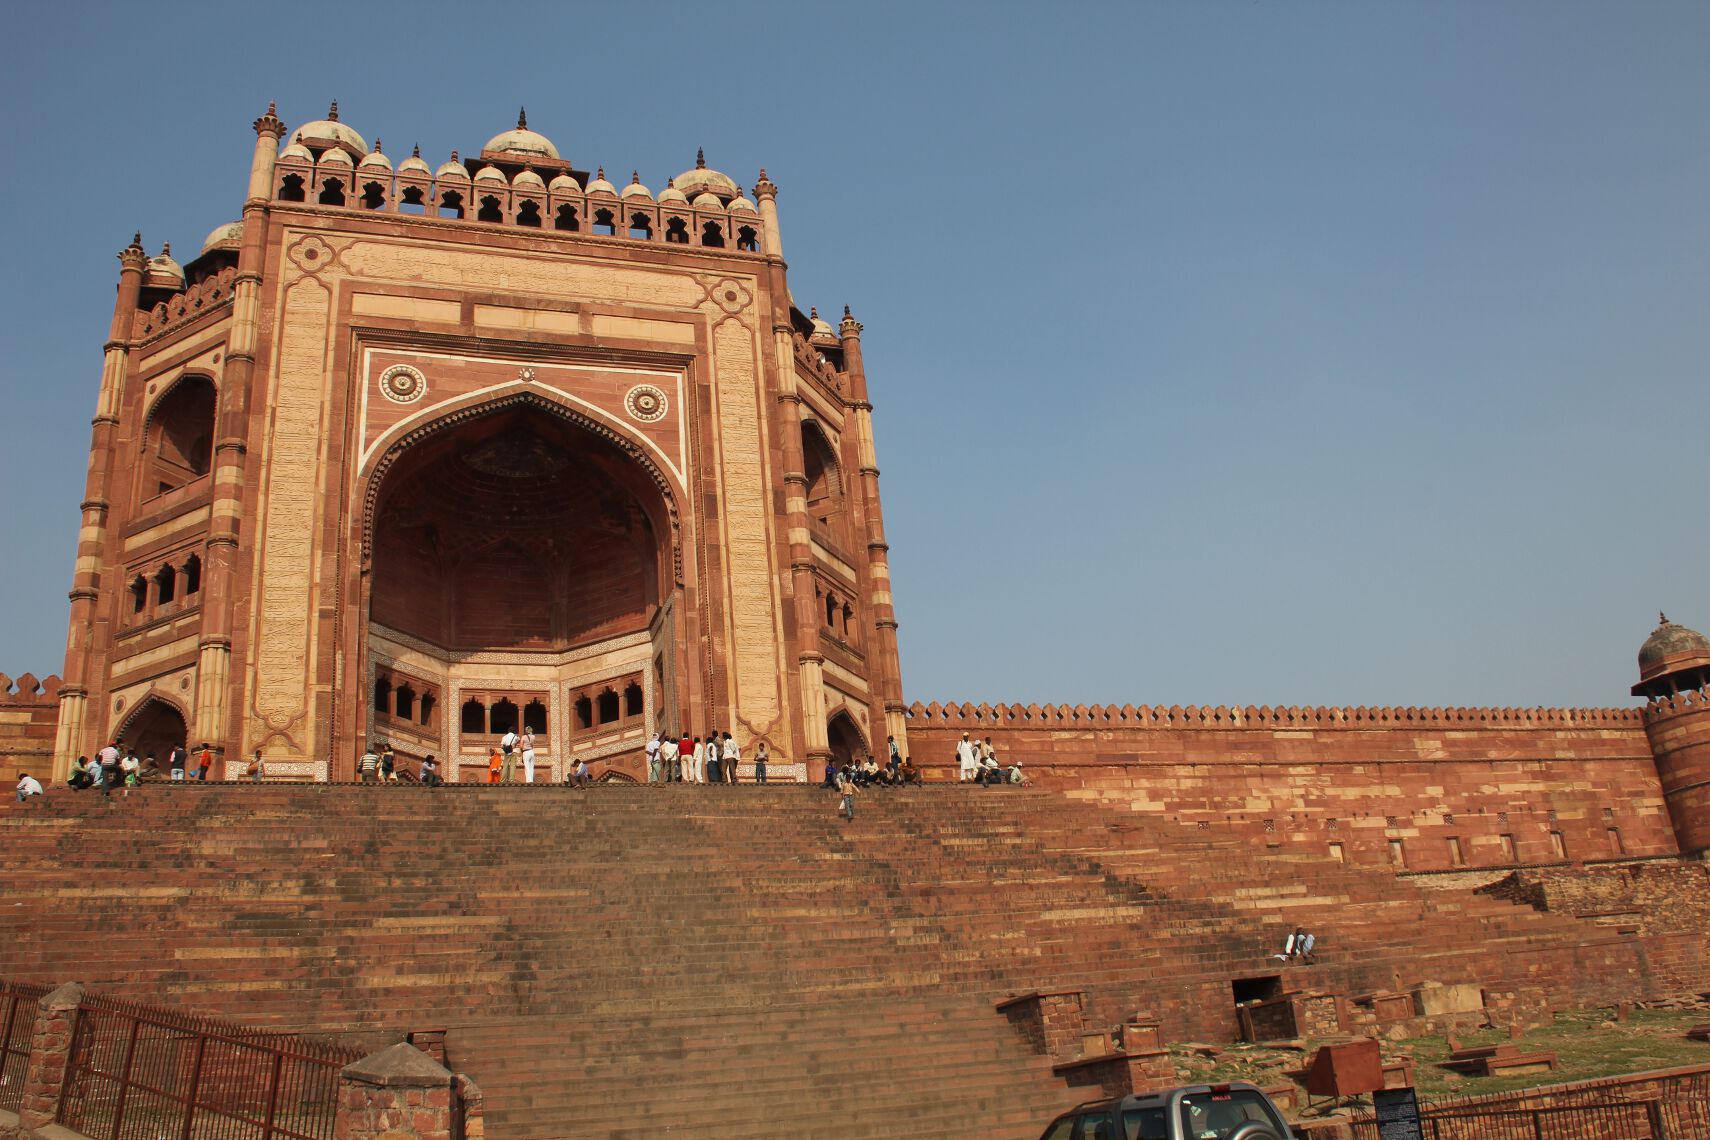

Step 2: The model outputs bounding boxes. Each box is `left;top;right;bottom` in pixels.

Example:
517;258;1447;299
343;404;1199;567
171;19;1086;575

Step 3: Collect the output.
364;397;682;782
827;710;869;773
117;697;188;765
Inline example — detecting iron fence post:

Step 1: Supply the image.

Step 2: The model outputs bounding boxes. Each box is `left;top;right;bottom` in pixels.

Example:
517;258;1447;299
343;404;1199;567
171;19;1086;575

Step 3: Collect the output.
261;1048;283;1140
179;1033;207;1140
1646;1097;1667;1139
110;1015;140;1140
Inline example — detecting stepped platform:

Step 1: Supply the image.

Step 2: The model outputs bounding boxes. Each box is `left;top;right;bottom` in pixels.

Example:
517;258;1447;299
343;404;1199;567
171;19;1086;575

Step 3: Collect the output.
1;783;1696;1138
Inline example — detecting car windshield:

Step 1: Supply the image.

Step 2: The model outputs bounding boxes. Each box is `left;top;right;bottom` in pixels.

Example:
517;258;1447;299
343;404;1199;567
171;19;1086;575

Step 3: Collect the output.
1178;1089;1285;1138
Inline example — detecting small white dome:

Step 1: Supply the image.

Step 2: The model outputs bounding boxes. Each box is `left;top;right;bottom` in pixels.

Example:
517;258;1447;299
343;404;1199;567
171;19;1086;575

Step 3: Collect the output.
674;149;740;203
691;191;724;209
483;111;560;160
398;151;432;176
279;140;313;162
549;172;580;193
620;172;652;200
292;102;367;157
358;148;393;171
317;147;353;168
512;169;546;190
728;195;757;214
585;168;617;196
199;221;244;255
473;164;507;184
435;156;470;181
146;246;186;288
657;180;688;205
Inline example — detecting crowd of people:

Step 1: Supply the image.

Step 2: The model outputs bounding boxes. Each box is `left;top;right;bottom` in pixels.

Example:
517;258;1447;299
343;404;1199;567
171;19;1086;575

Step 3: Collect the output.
14;728;1035;804
57;739;220;795
643;730;757;784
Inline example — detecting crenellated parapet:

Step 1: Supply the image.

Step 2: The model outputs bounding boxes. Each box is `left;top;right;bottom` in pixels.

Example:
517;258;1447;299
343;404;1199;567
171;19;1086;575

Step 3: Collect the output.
132;265;238;341
905;698;1644;729
0;673;62;704
1642;682;1710;725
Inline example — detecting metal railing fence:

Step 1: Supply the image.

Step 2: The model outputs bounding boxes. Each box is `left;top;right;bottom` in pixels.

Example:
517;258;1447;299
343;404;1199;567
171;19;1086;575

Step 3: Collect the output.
57;994;363;1140
0;981;52;1112
1347;1066;1710;1140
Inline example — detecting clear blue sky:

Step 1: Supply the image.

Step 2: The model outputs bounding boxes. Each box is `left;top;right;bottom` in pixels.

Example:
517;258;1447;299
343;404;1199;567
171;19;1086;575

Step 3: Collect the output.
1;1;1705;710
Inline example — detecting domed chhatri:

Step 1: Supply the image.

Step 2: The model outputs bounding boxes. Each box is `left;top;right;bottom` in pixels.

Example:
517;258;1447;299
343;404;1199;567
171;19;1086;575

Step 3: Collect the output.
1638;613;1710;676
289;100;368;159
483;108;561;161
674;148;740;204
1633;611;1710;700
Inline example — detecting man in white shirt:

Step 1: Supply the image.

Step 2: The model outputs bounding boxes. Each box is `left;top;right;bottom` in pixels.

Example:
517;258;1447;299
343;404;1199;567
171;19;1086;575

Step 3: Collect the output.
499;728;519;783
16;773;44;802
645;732;662;783
722;733;740;784
956;732;979;782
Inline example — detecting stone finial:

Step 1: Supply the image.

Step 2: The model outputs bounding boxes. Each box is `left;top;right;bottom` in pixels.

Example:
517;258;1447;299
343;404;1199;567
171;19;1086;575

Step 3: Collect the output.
631;170;640;184
160;242;171;257
666;177;675;188
254;101;284;138
596;166;605;180
840;304;863;338
1660;612;1670;625
373;138;382;155
810;306;818;319
412;143;420;158
450;150;459;163
696;148;706;169
328;100;340;122
518;106;528;129
754;168;778;200
120;234;148;267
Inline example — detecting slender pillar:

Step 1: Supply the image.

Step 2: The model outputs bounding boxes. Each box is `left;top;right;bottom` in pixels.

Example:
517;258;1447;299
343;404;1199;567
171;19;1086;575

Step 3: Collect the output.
839;307;909;757
54;236;148;776
194;102;283;758
756;172;828;777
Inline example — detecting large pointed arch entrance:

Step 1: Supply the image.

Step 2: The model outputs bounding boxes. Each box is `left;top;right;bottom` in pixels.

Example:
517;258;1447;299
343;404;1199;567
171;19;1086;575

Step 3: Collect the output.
360;393;687;783
117;696;188;766
827;709;869;772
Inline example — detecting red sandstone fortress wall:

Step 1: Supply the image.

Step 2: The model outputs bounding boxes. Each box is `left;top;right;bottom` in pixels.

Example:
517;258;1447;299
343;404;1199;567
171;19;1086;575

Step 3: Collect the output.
907;699;1680;868
0;673;61;777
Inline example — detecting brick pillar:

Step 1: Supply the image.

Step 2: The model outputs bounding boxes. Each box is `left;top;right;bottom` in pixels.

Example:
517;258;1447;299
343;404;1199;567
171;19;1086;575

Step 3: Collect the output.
16;982;83;1130
337;1043;454;1140
996;990;1088;1058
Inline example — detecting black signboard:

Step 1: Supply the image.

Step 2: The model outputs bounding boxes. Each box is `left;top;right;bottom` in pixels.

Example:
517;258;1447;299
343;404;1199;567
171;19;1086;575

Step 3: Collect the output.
1372;1087;1423;1140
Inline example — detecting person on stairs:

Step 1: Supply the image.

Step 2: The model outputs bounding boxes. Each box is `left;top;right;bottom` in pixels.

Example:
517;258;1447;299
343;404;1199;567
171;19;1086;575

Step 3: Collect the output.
836;764;861;821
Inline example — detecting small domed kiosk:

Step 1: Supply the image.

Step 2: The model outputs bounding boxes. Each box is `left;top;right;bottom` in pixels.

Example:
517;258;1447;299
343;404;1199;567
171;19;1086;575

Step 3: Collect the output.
1634;612;1710;855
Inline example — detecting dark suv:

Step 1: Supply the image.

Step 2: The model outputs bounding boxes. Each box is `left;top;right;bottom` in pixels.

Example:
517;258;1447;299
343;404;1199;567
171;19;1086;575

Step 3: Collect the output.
1037;1082;1295;1140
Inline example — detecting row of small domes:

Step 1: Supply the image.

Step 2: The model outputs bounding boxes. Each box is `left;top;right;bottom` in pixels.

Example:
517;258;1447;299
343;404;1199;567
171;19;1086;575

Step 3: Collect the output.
281;104;754;209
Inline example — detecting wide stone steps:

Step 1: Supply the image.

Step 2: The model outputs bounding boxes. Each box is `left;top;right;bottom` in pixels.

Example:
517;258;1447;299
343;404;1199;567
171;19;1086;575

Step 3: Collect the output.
2;783;1671;1139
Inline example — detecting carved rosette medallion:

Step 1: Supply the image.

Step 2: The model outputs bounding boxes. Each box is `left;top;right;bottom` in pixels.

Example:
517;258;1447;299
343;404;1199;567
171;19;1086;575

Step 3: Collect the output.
378;364;427;404
624;384;669;424
286;234;336;275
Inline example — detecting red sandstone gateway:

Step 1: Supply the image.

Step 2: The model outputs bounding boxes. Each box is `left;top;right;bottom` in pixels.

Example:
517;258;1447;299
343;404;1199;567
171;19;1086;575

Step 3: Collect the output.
1038;1082;1294;1140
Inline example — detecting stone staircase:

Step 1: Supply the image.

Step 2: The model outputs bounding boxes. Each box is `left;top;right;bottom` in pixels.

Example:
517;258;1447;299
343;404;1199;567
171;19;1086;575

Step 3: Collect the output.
1;783;1690;1138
